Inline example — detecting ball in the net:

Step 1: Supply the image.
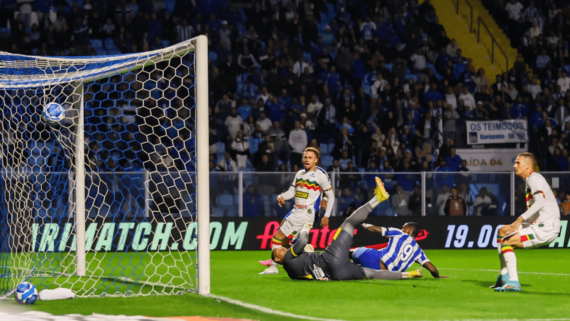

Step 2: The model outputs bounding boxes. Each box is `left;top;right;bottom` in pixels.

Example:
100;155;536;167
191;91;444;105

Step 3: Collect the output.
42;102;65;124
14;282;38;304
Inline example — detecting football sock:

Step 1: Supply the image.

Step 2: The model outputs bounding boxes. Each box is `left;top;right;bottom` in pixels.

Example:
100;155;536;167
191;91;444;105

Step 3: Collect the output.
341;201;375;234
363;268;403;280
270;239;283;268
501;244;519;281
497;236;508;275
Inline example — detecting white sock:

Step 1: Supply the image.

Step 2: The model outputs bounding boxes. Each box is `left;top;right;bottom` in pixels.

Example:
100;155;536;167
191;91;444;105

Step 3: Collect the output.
498;246;508;275
270;243;281;268
368;197;379;209
503;250;519;281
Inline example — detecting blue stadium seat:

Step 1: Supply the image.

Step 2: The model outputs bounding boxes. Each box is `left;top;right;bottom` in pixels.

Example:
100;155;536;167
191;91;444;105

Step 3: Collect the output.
161;40;170;48
320;143;329;155
218;194;234;206
95;48;106;56
0;28;11;36
321;155;333;168
107;49;122;55
327;4;336;20
216;142;226;154
90;39;103;49
104;38;117;50
249;138;259;154
303;51;312;62
320;13;329;25
209;51;218;63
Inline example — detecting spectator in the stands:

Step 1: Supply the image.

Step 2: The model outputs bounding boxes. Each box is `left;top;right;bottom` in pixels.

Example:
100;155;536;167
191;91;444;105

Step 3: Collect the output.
231;131;249;169
224;108;243;139
444;186;467;216
288;121;307;167
473;187;492;216
216;152;237;172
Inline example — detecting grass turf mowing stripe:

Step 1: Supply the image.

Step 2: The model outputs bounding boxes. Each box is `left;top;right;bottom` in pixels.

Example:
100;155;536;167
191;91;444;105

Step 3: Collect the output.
207;294;347;321
439;268;570;276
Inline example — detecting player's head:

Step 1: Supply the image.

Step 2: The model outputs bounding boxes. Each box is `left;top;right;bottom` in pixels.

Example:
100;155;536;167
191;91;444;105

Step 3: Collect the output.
303;147;320;170
271;247;287;264
514;152;535;177
402;222;420;238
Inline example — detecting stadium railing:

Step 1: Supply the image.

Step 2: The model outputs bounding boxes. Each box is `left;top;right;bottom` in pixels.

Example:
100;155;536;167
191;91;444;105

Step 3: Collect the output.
456;0;474;32
210;171;533;217
22;171;567;218
477;17;508;71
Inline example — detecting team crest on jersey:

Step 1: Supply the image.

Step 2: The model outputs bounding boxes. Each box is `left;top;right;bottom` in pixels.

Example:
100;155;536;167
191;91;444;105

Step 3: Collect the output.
308;209;312;214
295;191;309;199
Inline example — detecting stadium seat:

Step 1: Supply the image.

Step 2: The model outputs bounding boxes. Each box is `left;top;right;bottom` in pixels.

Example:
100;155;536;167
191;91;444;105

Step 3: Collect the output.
104;38;117;50
90;39;103;49
327;4;336;20
0;28;11;36
321;155;333;168
218;194;234;206
249;138;259;154
320;143;329;155
320;13;329;25
95;48;106;56
209;51;218;64
107;49;121;55
161;40;170;48
216;142;226;154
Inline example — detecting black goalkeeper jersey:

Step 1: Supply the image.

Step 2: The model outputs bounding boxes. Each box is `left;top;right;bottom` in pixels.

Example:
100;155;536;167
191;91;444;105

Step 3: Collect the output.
282;248;325;280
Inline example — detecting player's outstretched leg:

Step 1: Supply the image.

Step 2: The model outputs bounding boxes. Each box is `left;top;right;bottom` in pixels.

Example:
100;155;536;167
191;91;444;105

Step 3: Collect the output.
260;232;287;274
363;268;423;280
340;177;389;235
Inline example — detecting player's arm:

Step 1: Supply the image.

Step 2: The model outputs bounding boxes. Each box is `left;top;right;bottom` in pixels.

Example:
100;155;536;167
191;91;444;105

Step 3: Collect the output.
417;250;448;278
510;179;545;231
422;261;448;278
319;172;335;227
362;224;404;237
277;173;298;207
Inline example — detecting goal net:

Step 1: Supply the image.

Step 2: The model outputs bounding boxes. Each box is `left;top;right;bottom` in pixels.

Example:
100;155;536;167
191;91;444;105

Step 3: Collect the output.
0;36;210;298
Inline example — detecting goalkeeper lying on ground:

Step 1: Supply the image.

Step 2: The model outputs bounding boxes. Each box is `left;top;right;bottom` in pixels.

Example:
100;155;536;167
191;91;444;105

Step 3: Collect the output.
271;177;423;281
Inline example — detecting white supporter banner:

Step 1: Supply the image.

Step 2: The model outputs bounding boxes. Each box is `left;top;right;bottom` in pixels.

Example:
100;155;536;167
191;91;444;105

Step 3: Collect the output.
466;120;528;144
456;149;524;172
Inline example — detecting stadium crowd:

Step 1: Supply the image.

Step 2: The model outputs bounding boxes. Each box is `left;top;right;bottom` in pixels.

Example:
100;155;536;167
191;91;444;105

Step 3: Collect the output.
4;0;570;216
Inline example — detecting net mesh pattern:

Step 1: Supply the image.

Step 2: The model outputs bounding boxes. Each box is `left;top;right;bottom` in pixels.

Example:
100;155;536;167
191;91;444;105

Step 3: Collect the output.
0;40;198;298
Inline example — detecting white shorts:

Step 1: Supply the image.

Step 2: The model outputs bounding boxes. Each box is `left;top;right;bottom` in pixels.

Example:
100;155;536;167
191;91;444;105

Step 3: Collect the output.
517;221;561;248
279;208;315;237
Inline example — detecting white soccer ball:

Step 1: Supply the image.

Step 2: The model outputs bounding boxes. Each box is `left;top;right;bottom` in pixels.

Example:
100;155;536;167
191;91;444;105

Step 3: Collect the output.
14;282;38;305
42;102;65;124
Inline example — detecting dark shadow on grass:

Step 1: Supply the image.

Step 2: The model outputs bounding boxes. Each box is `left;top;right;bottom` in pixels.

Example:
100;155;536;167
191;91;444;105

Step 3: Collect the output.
461;279;531;288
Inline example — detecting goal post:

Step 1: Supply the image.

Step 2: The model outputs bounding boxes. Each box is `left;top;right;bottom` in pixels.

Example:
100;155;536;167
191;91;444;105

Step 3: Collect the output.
195;36;210;295
0;35;210;298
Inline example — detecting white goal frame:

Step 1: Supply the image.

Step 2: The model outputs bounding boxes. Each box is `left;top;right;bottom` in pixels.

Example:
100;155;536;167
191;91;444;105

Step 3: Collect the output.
0;35;210;297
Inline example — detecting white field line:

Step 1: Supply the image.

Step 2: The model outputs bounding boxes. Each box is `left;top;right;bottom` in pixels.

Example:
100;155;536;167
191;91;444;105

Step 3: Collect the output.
439;268;570;276
208;293;570;321
206;293;348;321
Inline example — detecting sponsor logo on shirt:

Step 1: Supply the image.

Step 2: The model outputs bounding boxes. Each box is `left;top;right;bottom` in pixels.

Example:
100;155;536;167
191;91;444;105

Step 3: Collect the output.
295;191;309;199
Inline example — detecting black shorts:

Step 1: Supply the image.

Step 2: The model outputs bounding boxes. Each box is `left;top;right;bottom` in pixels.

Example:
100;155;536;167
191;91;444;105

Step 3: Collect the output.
320;228;366;281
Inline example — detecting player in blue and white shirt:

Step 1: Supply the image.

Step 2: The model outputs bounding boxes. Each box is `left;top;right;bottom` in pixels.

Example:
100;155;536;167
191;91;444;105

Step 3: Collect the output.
351;223;446;278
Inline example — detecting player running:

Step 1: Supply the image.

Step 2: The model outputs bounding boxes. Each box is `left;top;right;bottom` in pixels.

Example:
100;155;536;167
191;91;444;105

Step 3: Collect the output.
351;223;446;278
271;177;424;281
260;147;335;274
492;152;561;292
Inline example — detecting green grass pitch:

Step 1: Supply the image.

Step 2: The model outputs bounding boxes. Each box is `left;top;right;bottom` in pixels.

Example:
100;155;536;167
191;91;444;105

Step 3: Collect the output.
5;249;570;320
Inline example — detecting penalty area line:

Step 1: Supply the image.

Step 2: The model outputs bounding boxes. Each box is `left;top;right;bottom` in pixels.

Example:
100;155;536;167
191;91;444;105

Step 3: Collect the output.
439;268;570;276
206;294;348;321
